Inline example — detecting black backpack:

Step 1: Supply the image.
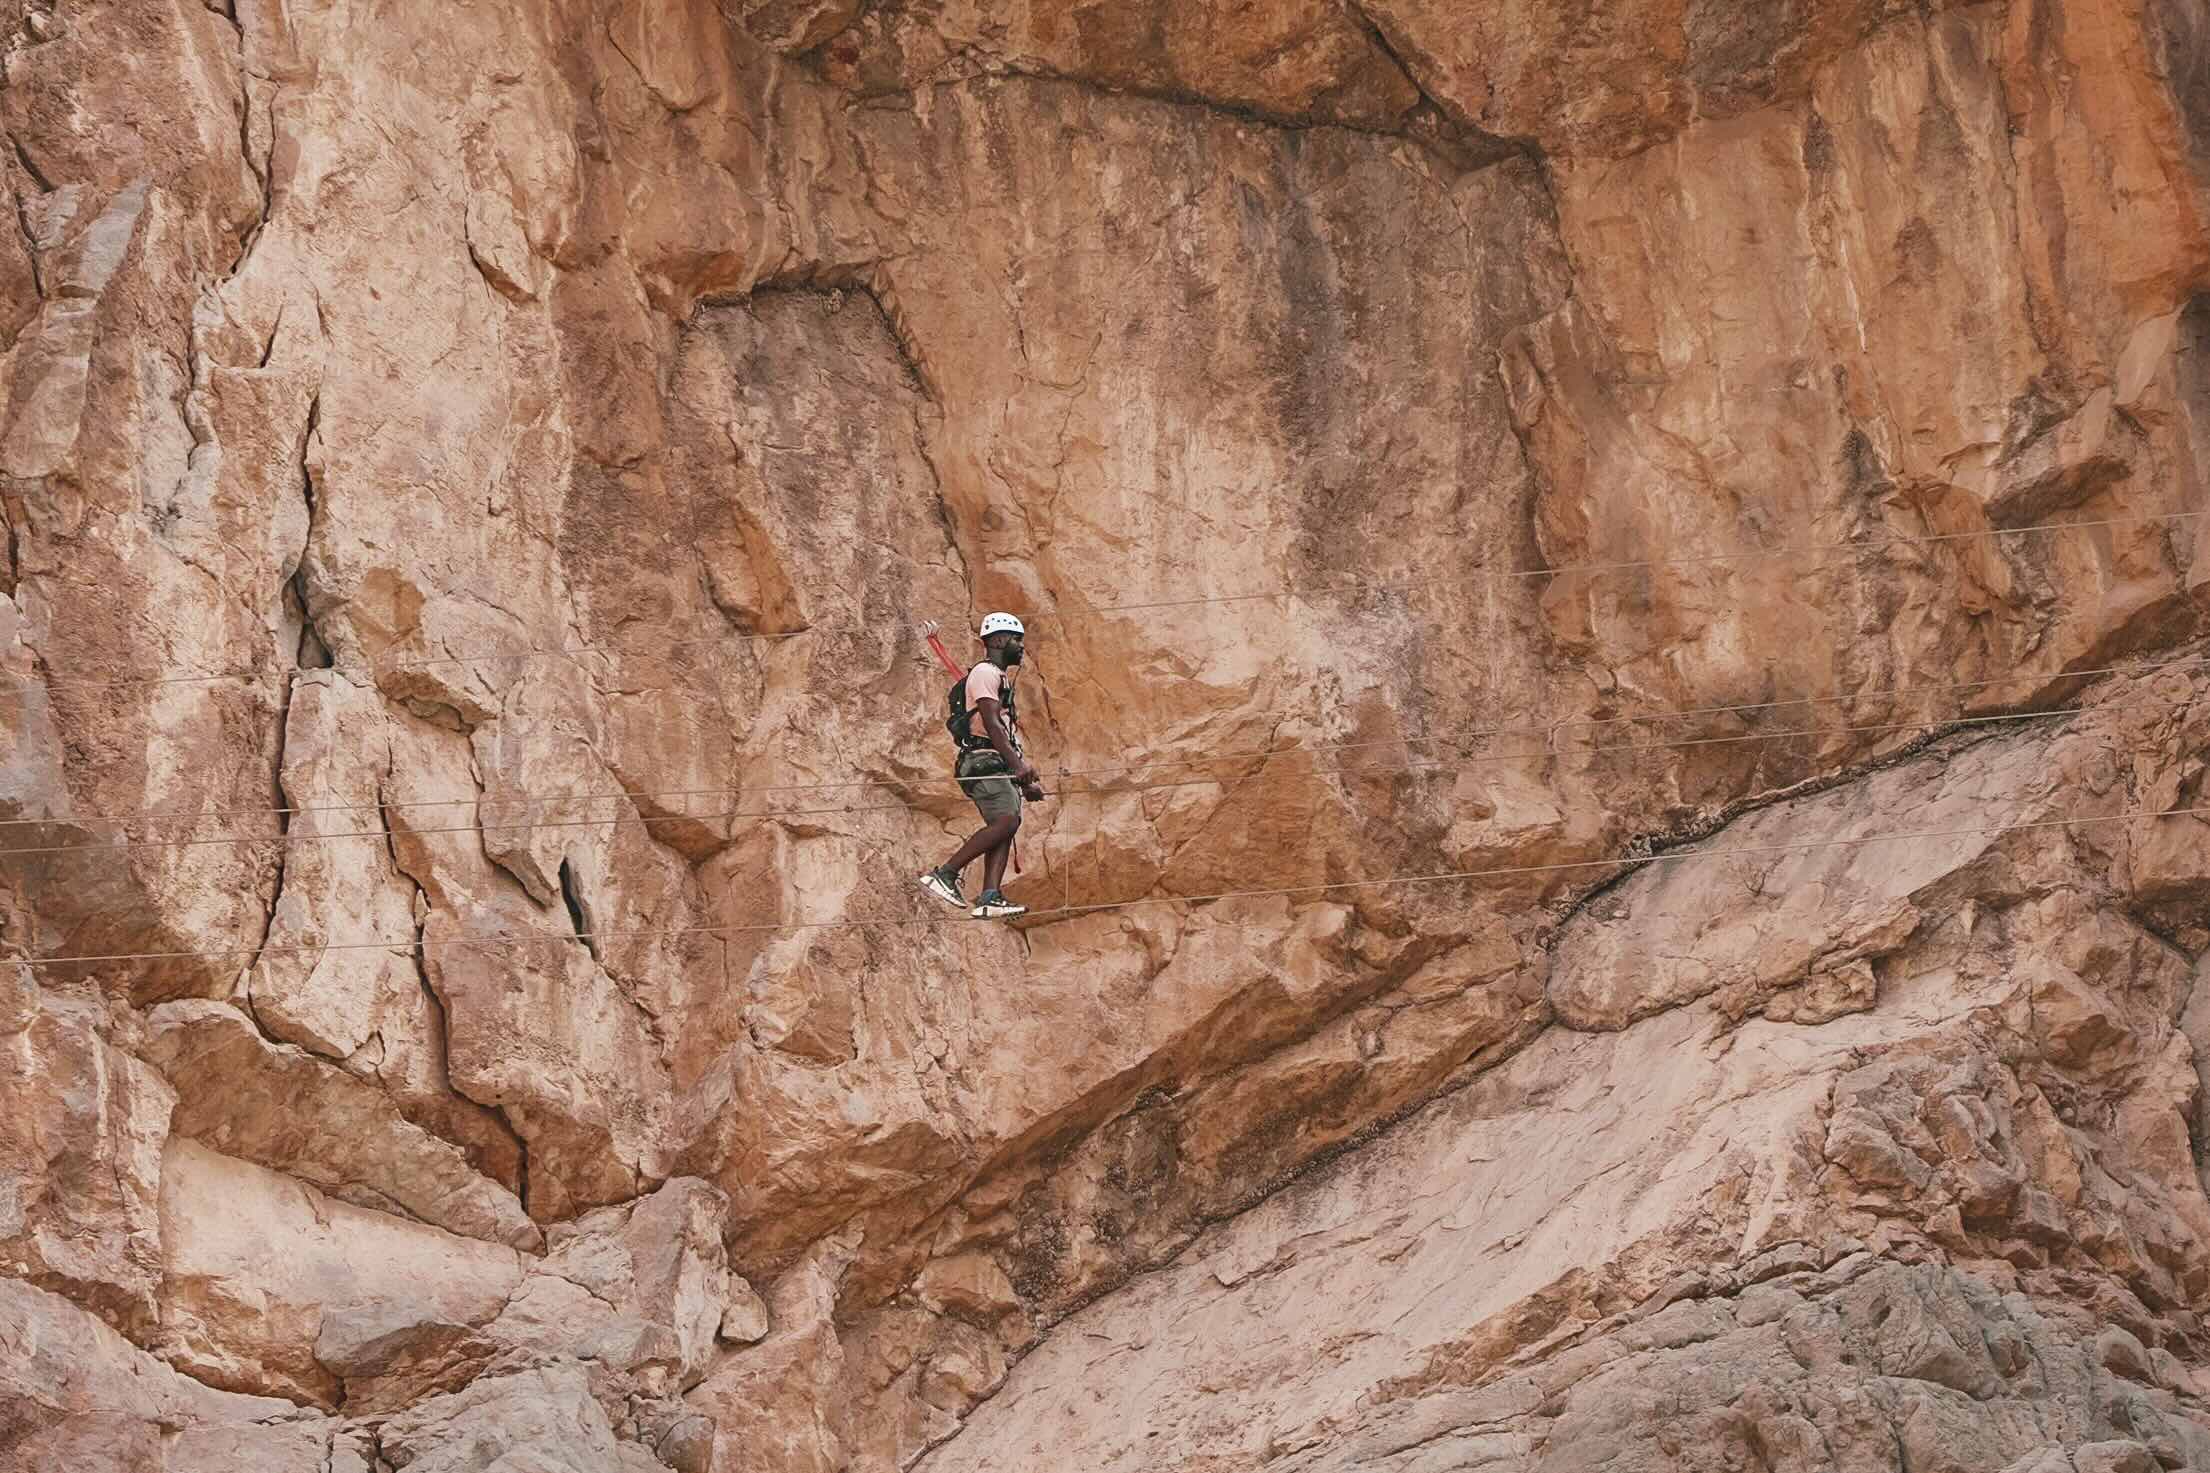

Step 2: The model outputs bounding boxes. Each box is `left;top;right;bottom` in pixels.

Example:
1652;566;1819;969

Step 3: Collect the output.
945;665;1016;751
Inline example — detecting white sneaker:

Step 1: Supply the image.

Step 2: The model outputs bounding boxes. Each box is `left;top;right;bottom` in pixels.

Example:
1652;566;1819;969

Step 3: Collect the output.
917;869;965;910
970;890;1026;920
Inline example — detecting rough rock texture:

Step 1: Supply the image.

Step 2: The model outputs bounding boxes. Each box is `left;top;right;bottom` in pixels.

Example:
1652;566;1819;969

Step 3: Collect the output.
932;673;2210;1469
2;0;2209;1467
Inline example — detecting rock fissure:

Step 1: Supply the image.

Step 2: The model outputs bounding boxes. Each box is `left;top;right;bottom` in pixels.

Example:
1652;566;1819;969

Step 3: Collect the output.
555;856;596;963
7;178;41;301
1336;0;1538;166
850;49;1531;174
6;130;53;194
1541;699;2092;946
291;390;331;667
239;712;308;1056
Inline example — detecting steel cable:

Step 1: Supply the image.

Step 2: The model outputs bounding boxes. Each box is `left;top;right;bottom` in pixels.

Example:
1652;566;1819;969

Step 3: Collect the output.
14;801;2203;967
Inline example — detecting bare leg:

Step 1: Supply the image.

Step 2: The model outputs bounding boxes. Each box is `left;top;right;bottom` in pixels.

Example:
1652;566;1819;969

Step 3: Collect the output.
943;815;1019;877
981;834;1013;893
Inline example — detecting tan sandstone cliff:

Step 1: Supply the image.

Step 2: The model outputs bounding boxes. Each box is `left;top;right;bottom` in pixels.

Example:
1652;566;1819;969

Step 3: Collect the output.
4;0;2210;1469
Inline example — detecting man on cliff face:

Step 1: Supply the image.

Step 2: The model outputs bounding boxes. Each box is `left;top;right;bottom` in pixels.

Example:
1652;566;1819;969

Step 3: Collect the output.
919;612;1043;920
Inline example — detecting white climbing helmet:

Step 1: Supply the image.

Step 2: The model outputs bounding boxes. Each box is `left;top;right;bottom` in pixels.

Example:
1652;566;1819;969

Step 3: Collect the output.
978;612;1025;639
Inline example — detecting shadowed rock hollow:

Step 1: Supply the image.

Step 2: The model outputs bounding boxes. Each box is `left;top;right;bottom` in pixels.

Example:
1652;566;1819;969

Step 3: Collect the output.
2;0;2210;1468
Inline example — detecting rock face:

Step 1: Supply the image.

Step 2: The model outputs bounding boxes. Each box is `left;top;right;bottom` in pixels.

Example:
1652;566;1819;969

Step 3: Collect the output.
1;0;2208;1468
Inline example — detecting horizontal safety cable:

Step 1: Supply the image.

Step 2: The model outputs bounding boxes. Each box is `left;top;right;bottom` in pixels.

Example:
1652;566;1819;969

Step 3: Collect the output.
14;801;2204;966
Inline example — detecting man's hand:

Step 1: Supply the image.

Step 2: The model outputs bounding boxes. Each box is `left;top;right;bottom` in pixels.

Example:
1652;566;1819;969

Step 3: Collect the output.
1021;779;1046;802
1012;759;1039;786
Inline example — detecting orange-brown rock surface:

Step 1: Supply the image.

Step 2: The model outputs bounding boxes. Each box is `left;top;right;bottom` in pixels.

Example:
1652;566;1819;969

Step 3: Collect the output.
2;0;2209;1468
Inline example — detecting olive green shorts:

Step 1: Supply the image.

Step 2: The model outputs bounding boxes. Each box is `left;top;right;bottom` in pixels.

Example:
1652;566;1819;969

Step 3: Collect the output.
957;753;1024;823
965;774;1023;823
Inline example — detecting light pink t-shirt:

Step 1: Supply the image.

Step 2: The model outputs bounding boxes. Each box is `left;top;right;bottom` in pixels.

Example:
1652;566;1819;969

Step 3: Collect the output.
963;662;1021;754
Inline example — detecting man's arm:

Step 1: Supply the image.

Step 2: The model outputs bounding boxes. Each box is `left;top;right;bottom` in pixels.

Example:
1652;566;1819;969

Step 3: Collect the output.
977;698;1037;785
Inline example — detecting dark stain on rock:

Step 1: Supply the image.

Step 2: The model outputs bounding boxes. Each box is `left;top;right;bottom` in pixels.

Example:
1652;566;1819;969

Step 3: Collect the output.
1802;109;1837;183
1684;0;1803;103
2151;0;2210;179
1893;217;1941;287
1840;427;1891;502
